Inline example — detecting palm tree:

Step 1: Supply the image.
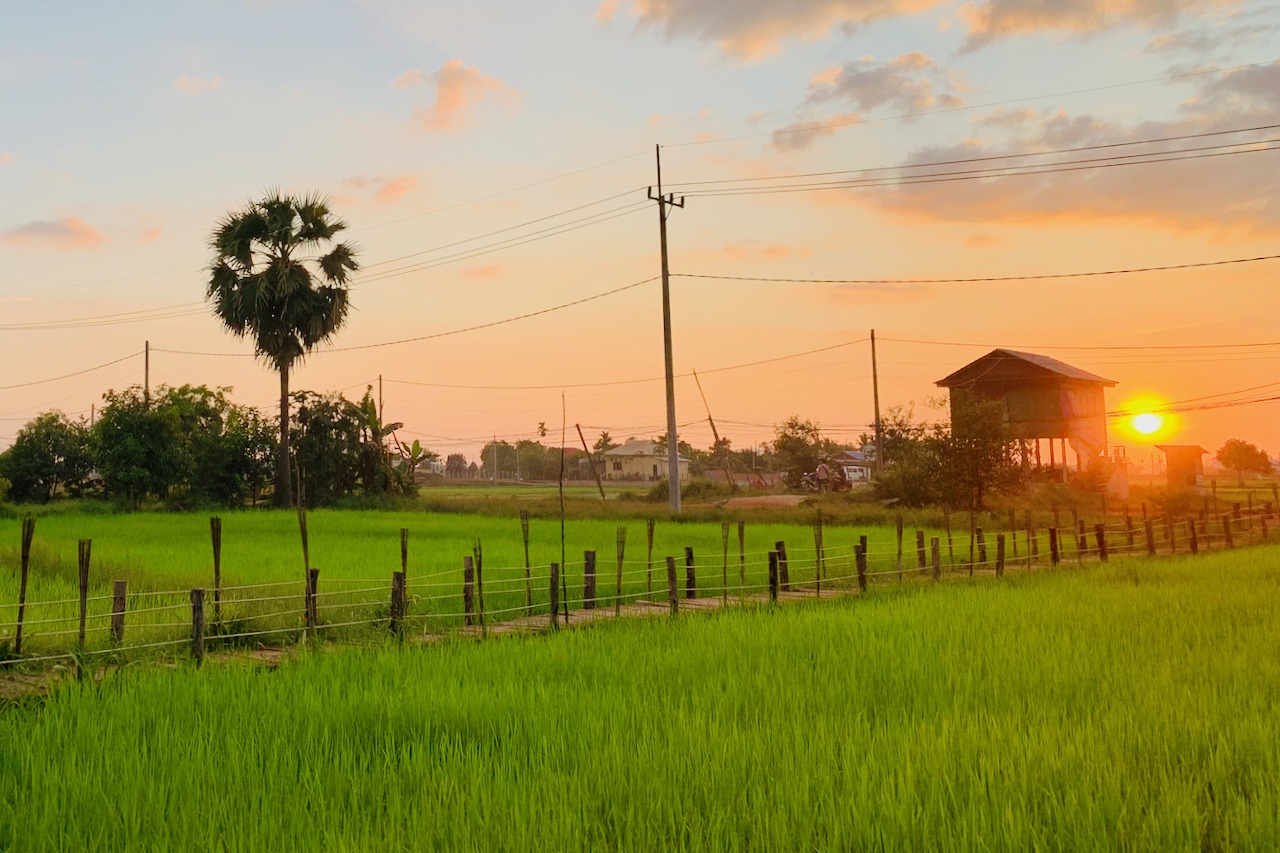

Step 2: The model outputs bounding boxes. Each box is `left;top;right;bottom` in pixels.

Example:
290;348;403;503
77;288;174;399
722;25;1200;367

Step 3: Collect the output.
206;191;359;507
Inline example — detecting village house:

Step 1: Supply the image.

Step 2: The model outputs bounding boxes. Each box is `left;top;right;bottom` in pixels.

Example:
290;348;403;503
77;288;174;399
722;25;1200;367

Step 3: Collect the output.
602;439;691;482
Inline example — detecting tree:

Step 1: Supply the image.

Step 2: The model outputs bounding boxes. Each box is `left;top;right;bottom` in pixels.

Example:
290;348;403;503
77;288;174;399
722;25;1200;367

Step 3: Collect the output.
1216;439;1273;485
772;416;842;489
0;412;94;502
445;453;469;478
593;431;616;456
93;387;183;506
206;191;359;507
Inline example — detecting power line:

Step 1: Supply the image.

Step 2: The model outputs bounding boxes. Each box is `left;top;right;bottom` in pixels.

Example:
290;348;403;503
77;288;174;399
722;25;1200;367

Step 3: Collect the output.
663;59;1280;149
878;337;1280;351
0;351;140;390
673;254;1280;285
0;303;206;331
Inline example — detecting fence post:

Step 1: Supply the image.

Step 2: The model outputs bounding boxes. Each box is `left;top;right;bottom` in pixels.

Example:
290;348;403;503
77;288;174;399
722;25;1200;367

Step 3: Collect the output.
895;513;904;578
974;528;986;577
931;537;941;581
549;563;560;629
473;541;485;634
684;546;696;600
390;571;406;635
1233;502;1242;524
1094;524;1108;563
1222;516;1234;549
996;534;1006;577
915;530;927;572
1028;515;1038;567
583;550;597;610
1075;520;1086;564
1144;520;1156;556
811;517;823;598
616;527;627;617
210;516;222;626
646;518;655;596
944;507;955;566
1049;527;1060;566
463;556;475;626
77;539;91;651
723;523;732;603
1125;512;1135;552
191;588;205;665
399;527;411;611
111;580;127;643
855;543;867;592
1187;520;1198;555
666;556;679;616
767;551;779;603
774;540;790;592
15;517;34;656
1247;494;1254;530
737;521;746;598
520;511;532;614
305;568;319;638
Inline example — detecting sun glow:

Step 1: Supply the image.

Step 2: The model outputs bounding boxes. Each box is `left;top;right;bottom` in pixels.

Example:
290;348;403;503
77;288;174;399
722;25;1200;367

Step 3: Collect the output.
1132;413;1163;435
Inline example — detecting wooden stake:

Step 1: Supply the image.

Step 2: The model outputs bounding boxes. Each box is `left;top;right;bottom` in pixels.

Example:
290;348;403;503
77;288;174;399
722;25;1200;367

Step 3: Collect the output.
1094;524;1108;562
305;568;319;638
944;507;955;565
15;517;34;656
1222;516;1234;549
390;571;406;635
812;518;823;597
774;540;790;592
583;550;597;609
931;538;941;581
737;520;746;598
549;563;560;628
722;522;731;603
463;556;475;626
916;530;927;573
473;540;486;635
190;588;205;665
210;516;223;626
77;540;91;651
666;556;679;616
684;546;696;600
895;514;904;578
995;534;1006;577
855;544;867;592
1049;527;1060;566
521;511;532;615
111;580;127;643
767;552;779;603
1187;520;1198;555
646;518;655;596
1144;520;1156;556
615;527;627;617
975;528;986;576
1009;509;1019;558
1075;520;1086;564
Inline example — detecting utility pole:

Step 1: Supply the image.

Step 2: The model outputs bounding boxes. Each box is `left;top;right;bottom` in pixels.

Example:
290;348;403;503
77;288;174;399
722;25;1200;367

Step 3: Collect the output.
493;434;498;486
692;369;732;487
649;144;685;514
144;340;150;407
378;375;383;421
871;330;883;477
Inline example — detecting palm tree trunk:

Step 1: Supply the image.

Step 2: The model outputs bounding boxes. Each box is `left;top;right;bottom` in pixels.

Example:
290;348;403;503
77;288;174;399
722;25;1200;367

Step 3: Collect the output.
275;362;293;508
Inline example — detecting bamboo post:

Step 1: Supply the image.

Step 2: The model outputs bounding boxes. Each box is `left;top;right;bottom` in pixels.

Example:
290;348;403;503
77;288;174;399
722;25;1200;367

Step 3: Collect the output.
995;534;1006;578
1049;527;1060;566
1222;516;1234;549
305;568;319;638
975;528;986;576
916;530;927;572
390;571;405;635
722;522;731;603
738;520;746;598
666;556;679;616
812;515;823;595
583;550;597;610
1094;524;1108;562
15;517;34;656
473;540;485;634
767;552;779;603
1144;520;1156;556
210;516;222;626
1187;520;1198;555
895;514;904;578
615;527;626;617
931;538;941;581
684;546;696;600
77;540;91;651
190;588;205;665
855;544;867;592
944;507;955;565
110;581;127;643
775;540;790;592
520;510;532;615
400;527;411;609
463;556;475;626
646;518;655;596
549;563;560;629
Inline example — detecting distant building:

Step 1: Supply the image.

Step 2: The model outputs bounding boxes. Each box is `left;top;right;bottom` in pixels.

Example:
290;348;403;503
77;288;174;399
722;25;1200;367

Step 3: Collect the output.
936;348;1117;477
1157;445;1208;491
602;439;690;482
839;449;872;483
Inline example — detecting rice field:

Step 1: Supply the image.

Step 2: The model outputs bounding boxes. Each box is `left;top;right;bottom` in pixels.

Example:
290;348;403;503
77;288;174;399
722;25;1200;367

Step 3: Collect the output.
0;545;1277;851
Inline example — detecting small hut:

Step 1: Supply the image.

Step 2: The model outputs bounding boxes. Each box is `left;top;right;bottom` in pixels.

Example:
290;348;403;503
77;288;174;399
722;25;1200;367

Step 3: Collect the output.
1156;445;1207;490
935;349;1116;474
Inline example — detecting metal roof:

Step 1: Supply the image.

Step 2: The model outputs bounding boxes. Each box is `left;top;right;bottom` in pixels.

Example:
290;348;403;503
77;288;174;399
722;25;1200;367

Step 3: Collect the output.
935;348;1116;388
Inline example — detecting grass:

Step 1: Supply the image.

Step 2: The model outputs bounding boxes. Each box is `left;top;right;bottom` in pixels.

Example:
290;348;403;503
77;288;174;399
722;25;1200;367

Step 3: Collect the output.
0;545;1277;850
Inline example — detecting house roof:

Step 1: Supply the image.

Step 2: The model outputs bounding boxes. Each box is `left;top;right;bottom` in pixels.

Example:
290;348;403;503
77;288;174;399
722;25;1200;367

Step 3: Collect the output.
603;439;691;463
1156;444;1209;455
935;349;1116;388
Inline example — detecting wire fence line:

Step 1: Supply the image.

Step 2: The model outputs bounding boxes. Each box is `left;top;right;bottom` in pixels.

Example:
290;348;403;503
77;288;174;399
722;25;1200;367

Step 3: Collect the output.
2;504;1276;671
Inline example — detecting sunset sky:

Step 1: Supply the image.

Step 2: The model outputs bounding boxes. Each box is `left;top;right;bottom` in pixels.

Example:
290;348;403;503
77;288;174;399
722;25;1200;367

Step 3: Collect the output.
2;0;1278;463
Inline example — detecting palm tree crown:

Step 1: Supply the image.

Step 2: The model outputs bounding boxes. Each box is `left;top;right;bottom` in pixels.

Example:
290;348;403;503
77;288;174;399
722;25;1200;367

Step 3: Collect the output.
206;191;359;507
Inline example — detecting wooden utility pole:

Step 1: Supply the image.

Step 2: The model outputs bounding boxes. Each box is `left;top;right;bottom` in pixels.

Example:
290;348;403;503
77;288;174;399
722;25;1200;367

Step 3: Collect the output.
144;340;150;406
692;369;733;487
871;329;883;477
649;144;685;514
575;424;607;501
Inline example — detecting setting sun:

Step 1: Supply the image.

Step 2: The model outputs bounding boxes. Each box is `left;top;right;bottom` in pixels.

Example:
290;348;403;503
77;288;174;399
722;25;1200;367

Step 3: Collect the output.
1133;413;1163;435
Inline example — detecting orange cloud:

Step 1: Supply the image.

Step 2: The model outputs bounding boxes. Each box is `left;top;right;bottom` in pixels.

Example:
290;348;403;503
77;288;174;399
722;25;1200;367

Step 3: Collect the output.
173;75;222;94
959;0;1237;47
596;0;618;23
408;59;516;132
392;68;426;89
0;217;105;249
373;175;417;206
